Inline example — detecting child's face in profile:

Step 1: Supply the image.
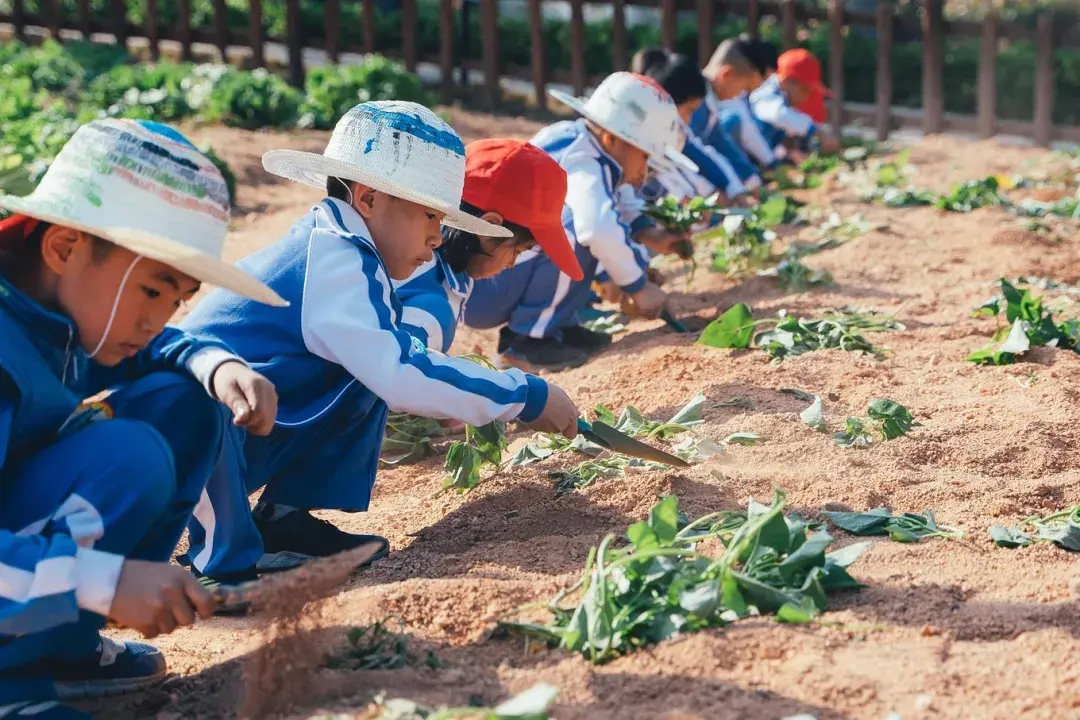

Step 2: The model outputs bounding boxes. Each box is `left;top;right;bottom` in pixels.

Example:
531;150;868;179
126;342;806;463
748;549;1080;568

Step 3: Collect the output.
354;186;445;280
713;65;765;98
42;228;200;366
780;77;812;107
600;133;649;188
677;98;703;125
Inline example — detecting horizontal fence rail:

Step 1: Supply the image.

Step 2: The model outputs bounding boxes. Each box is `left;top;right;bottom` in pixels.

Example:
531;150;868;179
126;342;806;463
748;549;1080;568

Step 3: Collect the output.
3;0;1080;144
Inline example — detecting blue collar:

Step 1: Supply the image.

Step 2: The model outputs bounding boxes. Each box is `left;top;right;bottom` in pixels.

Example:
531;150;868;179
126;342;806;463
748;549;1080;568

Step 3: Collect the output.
0;272;79;353
434;250;469;298
316;198;380;255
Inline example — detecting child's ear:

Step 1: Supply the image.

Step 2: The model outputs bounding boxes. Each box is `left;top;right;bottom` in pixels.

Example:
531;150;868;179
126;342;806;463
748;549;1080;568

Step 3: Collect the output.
352;185;377;219
479;211;504;227
39;225;85;276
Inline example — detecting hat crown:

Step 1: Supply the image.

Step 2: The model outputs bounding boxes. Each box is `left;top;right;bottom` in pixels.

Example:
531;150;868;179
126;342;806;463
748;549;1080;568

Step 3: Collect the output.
323;101;467;210
582;72;685;159
28;119;230;258
462;139;567;227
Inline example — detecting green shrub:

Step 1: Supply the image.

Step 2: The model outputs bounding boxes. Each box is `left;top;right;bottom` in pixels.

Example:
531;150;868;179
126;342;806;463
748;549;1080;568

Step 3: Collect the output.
87;61;195;120
300;56;434;129
198;67;303;129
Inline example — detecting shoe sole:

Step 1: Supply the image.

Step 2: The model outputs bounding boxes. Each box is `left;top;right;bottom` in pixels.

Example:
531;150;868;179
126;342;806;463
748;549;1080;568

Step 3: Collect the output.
496;350;589;373
55;671;167;701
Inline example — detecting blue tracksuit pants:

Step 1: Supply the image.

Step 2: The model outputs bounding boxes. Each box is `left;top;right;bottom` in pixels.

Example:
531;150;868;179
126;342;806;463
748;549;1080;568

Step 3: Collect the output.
465;242;599;341
186;382;388;576
0;373;224;706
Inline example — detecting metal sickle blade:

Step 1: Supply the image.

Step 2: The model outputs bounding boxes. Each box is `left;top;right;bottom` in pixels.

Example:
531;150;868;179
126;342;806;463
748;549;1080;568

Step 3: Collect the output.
587;421;692;468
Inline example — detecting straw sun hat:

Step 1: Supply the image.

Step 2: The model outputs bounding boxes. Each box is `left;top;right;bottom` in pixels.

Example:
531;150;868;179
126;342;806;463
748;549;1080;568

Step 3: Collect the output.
263;101;512;238
548;72;698;175
0;119;286;306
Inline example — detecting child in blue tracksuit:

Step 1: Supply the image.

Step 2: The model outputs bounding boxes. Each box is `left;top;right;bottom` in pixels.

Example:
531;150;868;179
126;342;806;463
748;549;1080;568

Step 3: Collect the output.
178;103;582;585
395;139;584;355
691;37;779;191
0;120;283;719
750;48;840;160
464;73;695;371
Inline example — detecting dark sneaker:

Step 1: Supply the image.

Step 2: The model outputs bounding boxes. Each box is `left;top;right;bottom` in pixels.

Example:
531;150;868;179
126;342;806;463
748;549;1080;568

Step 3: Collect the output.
0;701;90;719
52;639;166;700
498;331;589;372
560;325;614;351
253;508;389;574
186;564;260;617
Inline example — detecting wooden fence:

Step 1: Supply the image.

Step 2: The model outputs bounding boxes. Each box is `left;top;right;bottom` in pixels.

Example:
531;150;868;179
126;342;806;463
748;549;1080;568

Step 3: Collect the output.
3;0;1080;145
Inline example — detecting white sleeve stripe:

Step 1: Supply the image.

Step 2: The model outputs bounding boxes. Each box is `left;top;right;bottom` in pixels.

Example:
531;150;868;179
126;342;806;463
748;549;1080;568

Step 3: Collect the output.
400;305;444;353
0;556;75;604
529;271;574;339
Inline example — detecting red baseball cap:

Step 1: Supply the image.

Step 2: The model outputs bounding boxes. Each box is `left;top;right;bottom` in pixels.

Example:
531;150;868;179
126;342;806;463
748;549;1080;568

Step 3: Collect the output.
461;139;583;281
777;49;834;98
0;214;40;247
798;91;828;124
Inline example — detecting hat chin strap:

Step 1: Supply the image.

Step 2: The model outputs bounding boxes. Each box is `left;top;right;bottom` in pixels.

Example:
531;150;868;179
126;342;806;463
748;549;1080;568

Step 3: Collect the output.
88;254;142;360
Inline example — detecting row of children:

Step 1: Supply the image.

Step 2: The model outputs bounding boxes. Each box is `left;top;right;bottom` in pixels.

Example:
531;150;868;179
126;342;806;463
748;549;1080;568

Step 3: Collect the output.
0;35;831;720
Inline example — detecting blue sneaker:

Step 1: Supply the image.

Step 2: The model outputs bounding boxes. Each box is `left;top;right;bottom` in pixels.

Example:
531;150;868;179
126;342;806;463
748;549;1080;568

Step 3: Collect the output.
52;638;166;700
0;701;90;719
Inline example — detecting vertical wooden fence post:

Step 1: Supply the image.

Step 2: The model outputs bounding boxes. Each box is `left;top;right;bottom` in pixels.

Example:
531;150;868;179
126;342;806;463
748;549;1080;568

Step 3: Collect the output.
78;0;91;38
213;0;229;60
285;0;304;87
661;0;677;51
146;0;160;60
178;0;193;61
249;0;265;68
828;0;845;134
922;0;944;134
325;0;341;63
403;0;418;71
1033;13;1055;146
481;0;500;107
570;0;586;96
527;0;548;109
45;0;60;40
12;0;25;41
363;0;376;55
782;0;798;50
748;0;760;37
612;0;628;71
698;0;715;66
111;0;128;48
875;2;893;141
976;3;997;139
439;0;455;100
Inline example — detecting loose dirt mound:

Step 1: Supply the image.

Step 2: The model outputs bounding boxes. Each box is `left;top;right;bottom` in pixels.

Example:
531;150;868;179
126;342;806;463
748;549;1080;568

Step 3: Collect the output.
88;115;1080;719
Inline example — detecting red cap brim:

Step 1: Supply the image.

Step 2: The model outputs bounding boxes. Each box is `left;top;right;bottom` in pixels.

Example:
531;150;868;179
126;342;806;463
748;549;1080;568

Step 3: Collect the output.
531;221;583;281
0;215;37;247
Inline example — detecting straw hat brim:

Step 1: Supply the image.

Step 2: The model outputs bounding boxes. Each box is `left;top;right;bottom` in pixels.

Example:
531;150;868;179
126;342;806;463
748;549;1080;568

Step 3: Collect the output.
0;194;288;307
548;89;699;174
262;150;514;239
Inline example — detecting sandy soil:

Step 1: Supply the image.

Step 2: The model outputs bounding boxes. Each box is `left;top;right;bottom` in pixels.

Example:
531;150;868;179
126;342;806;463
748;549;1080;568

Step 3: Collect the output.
85;115;1080;719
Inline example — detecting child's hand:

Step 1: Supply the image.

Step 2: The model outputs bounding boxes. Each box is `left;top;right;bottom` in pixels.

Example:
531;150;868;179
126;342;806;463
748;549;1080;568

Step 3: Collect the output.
526;384;580;438
818;134;842;154
624;282;667;319
637;227;687;256
110;560;215;638
212;361;278;436
596;280;625;304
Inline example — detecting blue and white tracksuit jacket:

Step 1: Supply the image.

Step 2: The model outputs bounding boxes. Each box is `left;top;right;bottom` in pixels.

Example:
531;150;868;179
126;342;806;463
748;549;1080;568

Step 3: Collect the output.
643;129;746;204
689;90;765;192
179;198;549;575
0;275;236;705
750;76;818;155
464;120;645;340
395;242;473;354
714;92;778;170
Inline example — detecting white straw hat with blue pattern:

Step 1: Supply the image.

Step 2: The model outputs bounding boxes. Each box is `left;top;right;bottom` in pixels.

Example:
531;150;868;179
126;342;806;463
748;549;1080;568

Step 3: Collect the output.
0;119;287;307
263;101;512;238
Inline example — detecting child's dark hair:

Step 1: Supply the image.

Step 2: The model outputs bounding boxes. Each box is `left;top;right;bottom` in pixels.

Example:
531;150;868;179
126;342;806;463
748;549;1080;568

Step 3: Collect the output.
327;176;352;201
704;38;757;77
743;36;778;75
648;54;707;106
630;46;670;76
440;202;536;275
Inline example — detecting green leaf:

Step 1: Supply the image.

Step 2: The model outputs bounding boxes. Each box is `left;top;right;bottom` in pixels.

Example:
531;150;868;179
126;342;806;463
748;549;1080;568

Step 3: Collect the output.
667;393;707;426
509;443;557;467
823;508;891;536
885;524;922;543
834;417;874;448
776;596;820;624
777;533;833;585
824;541;872;568
998;318;1032;355
867;399;919;440
1035;522;1080;552
648;496;681;544
720;570;749;616
679;582;721;616
725;432;761;446
697;303;755;349
626;522;660;552
593;404;618;427
989;525;1033;548
800;396;827;431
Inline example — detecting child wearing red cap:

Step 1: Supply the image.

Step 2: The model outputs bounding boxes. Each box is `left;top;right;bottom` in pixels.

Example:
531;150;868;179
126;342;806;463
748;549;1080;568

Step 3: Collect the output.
395;139;584;355
749;48;840;159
